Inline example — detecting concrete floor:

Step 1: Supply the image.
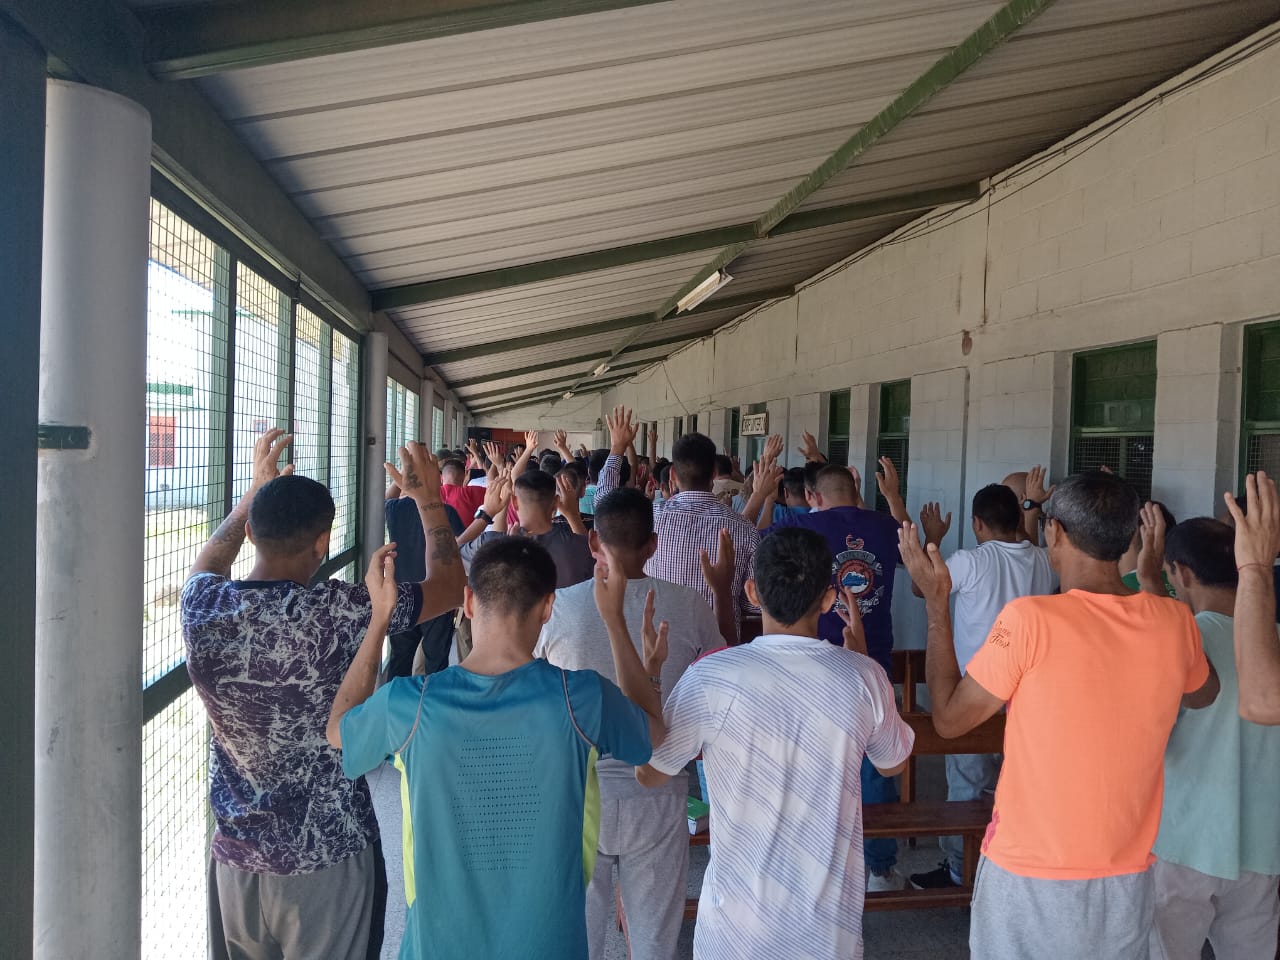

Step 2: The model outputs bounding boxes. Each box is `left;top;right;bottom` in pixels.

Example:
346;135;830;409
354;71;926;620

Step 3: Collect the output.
368;755;972;959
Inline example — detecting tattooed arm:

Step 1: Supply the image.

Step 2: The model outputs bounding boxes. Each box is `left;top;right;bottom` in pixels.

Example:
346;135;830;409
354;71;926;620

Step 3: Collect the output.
386;441;466;623
190;429;293;579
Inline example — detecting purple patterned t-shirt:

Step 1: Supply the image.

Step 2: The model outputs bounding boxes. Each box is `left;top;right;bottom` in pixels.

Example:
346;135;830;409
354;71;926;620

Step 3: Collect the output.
182;573;423;875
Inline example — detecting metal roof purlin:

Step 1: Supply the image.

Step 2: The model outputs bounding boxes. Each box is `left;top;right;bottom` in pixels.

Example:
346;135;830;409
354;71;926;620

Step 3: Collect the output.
422;286;793;366
472;375;633;415
141;0;675;81
643;0;1057;354
459;357;653;402
371;185;979;311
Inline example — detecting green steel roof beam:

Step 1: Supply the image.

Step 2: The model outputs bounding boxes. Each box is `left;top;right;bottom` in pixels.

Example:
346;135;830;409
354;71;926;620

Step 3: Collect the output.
140;0;675;81
447;351;613;389
471;375;630;415
458;358;653;403
422;286;792;365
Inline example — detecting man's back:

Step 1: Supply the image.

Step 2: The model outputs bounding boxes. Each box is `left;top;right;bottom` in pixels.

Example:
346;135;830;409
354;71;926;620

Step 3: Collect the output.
947;539;1057;671
463;523;594;588
182;573;422;874
649;636;913;960
339;659;650;960
966;590;1208;880
647;491;759;619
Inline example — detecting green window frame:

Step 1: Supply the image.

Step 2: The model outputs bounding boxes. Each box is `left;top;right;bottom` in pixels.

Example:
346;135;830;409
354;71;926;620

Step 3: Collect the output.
1069;342;1157;500
729;408;740;459
1241;320;1280;488
827;390;851;466
875;380;910;512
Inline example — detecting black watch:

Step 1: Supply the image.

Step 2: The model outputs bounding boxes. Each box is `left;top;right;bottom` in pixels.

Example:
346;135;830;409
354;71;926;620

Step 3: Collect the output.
474;507;493;523
1021;498;1042;511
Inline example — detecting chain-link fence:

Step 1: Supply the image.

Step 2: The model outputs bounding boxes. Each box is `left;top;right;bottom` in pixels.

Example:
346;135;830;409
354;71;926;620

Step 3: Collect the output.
143;193;365;959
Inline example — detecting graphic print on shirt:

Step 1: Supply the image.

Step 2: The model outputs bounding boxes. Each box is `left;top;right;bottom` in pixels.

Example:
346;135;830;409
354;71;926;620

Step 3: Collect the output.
833;535;885;618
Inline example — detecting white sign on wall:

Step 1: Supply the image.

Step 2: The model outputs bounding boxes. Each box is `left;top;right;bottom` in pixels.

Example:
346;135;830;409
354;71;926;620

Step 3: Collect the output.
741;412;769;436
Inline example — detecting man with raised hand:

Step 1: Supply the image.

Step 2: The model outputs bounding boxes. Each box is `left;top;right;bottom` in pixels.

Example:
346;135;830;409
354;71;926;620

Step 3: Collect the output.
184;434;464;960
636;528;914;960
1223;471;1280;723
536;487;728;960
596;406;760;638
328;536;666;960
899;470;1219;960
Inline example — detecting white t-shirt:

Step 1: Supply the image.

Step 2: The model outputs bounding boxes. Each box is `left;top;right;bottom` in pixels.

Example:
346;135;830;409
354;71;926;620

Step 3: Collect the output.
649;635;914;960
947;539;1057;672
535;576;723;793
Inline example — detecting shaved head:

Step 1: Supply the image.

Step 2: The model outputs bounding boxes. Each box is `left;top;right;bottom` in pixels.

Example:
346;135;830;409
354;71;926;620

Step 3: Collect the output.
1002;471;1028;500
814;465;858;500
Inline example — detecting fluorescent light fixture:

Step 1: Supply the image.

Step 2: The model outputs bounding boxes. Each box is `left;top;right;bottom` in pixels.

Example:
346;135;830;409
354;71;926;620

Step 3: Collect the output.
676;269;732;313
563;391;575;400
592;362;611;377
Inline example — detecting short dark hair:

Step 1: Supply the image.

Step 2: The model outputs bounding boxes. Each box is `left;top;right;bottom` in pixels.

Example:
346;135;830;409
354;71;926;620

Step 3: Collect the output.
538;452;562;474
514;468;557;508
814;464;857;499
593;488;654;551
440;458;466;478
781;467;806;500
713;454;734;478
752;528;832;625
803;461;824;492
672;433;716;489
1044;472;1141;562
468;537;557;617
434;448;453;461
655;462;672;490
248;475;335;554
972;484;1021;535
587;449;610;482
1165;518;1238;587
559;461;585;487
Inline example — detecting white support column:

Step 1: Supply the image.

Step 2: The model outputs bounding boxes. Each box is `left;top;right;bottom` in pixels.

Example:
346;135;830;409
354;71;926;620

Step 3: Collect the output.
34;80;151;960
362;331;389;567
443;398;456;449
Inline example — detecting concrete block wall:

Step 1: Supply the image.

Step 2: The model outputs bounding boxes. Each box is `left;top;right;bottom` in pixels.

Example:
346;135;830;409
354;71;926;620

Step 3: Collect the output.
476;28;1280;641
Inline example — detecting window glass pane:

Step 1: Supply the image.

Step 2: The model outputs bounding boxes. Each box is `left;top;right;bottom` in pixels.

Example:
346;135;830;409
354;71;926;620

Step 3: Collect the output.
293;306;328;482
330;330;359;556
231;266;288;578
432;405;445;450
876;381;910;512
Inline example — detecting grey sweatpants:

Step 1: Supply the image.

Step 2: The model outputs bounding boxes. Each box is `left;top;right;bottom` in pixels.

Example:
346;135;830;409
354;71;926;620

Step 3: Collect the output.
970;856;1154;960
1149;857;1280;960
585;787;689;960
208;843;382;960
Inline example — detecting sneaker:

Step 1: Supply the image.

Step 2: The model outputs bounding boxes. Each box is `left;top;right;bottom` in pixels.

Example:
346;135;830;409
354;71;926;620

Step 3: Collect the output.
908;862;962;889
866;869;912;893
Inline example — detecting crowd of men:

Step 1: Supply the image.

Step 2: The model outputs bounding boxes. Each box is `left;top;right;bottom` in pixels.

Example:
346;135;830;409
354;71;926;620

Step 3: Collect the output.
181;412;1280;960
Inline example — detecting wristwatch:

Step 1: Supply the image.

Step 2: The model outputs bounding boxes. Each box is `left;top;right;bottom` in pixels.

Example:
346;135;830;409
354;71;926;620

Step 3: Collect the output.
1021;498;1042;511
474;507;493;524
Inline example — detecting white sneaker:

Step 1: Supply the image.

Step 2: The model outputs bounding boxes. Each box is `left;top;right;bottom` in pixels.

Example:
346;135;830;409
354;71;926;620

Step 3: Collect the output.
866;869;912;893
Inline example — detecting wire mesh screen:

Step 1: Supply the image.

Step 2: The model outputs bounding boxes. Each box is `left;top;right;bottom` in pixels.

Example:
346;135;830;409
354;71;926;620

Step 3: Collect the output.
432;405;445;450
406;392;420;446
231;266;289;578
335;561;357;583
875;437;909;513
293;306;329;484
331;330;360;557
827;390;851;466
1070;434;1155;501
142;687;209;960
1245;433;1280;479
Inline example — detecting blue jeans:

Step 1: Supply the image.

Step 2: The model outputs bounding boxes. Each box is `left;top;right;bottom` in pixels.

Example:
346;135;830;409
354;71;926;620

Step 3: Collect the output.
862;755;899;874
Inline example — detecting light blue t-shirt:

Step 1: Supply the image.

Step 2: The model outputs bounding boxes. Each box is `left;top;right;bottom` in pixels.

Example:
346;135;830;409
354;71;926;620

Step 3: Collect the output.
1153;611;1280;879
341;659;651;960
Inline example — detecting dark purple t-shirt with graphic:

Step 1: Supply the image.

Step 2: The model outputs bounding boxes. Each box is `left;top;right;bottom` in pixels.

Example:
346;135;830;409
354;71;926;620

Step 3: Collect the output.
182;573;422;875
765;506;901;671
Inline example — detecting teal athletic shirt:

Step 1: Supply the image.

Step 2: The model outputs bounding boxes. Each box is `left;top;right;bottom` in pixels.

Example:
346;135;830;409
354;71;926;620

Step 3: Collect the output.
341;658;651;960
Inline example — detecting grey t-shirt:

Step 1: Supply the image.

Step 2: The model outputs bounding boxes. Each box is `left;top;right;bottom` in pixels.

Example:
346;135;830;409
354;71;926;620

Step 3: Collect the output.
461;521;595;588
535;575;725;795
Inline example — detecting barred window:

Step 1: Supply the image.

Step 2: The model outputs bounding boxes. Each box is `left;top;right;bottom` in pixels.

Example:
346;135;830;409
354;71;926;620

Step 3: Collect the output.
875;380;910;512
1069;342;1156;500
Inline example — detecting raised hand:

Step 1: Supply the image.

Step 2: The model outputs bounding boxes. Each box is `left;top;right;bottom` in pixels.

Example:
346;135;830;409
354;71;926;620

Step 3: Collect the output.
641;589;670;676
919;502;953;547
1136;501;1168;593
605;405;639;455
385;442;442;506
592;555;627;628
524;429;540;451
848;464;865;509
898;520;952;606
482;469;513;518
1025;464;1054;505
763;433;784;465
797;430;823;463
482;440;503;469
836;584;867;656
1225;472;1280;572
251;428;294;489
555;471;585;533
364;542;399;622
698;528;736;597
553;429;571;454
876;456;901;501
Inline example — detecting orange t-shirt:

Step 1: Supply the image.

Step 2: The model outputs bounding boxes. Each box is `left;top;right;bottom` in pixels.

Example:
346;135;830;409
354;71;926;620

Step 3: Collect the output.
965;590;1209;880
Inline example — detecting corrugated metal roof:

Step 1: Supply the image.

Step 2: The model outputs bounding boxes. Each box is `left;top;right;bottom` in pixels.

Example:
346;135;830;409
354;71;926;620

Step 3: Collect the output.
163;0;1280;410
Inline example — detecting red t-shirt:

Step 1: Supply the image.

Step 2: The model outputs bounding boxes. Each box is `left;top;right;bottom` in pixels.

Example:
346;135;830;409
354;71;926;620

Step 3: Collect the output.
440;483;486;519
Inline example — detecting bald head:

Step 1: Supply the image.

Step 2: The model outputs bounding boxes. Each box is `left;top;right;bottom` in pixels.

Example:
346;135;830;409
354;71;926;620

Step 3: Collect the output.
1002;471;1028;501
814;465;858;504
